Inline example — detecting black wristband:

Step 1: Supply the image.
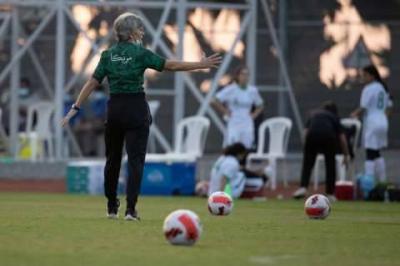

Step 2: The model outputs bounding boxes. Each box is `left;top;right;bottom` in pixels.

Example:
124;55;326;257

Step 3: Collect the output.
72;104;80;111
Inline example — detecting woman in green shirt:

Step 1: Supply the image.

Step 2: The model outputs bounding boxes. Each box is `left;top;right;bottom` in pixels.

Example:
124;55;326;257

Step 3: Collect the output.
62;12;221;221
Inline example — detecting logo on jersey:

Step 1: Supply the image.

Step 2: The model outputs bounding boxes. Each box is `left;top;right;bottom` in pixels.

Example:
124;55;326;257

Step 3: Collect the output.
111;53;133;64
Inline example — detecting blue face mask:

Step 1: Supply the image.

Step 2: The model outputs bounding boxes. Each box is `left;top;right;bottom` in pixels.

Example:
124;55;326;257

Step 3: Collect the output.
19;87;30;98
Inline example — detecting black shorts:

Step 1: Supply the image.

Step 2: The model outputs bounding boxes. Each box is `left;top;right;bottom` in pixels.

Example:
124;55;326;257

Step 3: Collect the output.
366;149;381;160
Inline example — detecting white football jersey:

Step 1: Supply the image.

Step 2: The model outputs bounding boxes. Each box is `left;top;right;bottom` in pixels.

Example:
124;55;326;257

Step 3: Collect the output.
216;83;263;148
360;81;391;149
208;155;245;198
361;81;391;118
216;83;263;126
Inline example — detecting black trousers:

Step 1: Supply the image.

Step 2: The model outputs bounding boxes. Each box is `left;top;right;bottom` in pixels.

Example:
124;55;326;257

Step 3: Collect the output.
300;134;337;194
104;93;151;210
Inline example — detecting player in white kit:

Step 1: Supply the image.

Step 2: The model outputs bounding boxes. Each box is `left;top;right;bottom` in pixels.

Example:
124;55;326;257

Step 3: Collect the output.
208;143;247;198
351;65;393;182
207;143;271;199
212;66;264;149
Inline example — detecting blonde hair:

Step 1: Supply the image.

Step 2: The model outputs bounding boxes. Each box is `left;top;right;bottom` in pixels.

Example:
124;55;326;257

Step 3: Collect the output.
113;12;143;42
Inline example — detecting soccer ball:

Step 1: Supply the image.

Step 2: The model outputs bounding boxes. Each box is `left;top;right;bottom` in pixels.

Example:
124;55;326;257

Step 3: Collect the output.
208;191;233;216
163;209;202;246
304;194;331;219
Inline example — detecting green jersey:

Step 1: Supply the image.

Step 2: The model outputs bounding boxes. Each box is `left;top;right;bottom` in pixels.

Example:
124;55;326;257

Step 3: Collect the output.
92;42;165;94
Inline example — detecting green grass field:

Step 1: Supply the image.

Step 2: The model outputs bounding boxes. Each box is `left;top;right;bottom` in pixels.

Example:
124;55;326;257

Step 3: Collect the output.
0;193;399;266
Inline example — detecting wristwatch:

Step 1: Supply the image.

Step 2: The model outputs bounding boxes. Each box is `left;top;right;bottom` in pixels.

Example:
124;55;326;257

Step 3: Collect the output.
72;104;81;111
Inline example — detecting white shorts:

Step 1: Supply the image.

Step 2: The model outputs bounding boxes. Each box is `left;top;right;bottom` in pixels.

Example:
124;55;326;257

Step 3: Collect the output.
224;125;254;149
363;117;388;150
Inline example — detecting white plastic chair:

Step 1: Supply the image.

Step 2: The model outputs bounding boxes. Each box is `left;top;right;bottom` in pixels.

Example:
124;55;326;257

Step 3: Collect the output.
145;116;210;163
246;117;293;190
313;118;362;190
174;116;210;157
24;101;54;161
147;100;160;153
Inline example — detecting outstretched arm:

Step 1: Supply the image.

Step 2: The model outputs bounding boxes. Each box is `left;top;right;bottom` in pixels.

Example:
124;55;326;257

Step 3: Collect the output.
61;78;99;127
164;53;221;71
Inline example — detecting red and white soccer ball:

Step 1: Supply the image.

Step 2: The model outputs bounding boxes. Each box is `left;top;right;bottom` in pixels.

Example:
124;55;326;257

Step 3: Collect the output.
163;209;202;246
304;194;331;219
207;191;233;216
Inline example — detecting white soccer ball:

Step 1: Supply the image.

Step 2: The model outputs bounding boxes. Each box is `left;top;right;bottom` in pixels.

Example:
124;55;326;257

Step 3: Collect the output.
304;194;331;219
207;191;233;216
163;209;202;246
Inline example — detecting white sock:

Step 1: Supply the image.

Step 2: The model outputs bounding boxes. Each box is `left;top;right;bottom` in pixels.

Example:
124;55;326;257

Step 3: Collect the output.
365;160;375;177
375;157;387;182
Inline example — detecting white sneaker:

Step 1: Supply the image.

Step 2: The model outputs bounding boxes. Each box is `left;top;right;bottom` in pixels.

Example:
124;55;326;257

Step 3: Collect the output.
292;187;307;199
107;213;119;219
124;214;139;221
106;199;120;219
327;194;337;203
124;209;140;221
